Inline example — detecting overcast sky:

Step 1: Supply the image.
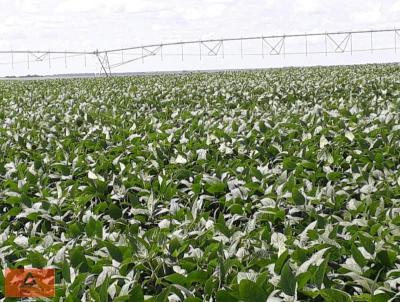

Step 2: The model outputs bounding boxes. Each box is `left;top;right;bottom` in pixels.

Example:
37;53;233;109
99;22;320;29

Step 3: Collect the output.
1;0;400;75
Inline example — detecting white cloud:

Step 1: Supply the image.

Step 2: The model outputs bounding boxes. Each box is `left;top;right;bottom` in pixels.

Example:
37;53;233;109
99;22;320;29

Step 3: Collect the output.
1;0;400;75
175;3;227;21
392;0;400;11
294;0;324;13
14;0;43;13
352;3;382;24
56;0;116;13
124;1;166;13
56;0;166;14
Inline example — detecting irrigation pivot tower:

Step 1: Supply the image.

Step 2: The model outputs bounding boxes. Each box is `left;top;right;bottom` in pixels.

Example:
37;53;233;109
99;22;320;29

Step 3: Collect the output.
1;28;399;76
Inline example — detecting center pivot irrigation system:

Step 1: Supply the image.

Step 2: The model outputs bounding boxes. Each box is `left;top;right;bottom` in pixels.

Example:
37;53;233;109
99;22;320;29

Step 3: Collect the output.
1;28;400;76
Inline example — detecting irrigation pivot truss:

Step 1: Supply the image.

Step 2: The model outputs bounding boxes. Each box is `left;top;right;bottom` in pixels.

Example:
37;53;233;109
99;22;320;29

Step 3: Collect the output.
1;28;400;76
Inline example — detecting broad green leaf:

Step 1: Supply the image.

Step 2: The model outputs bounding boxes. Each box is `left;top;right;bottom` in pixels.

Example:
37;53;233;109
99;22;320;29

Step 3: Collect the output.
28;251;47;268
239;280;267;302
105;242;123;262
376;250;396;267
292;188;305;205
274;250;289;274
86;217;97;237
164;273;187;286
351;244;366;268
216;290;239;302
314;254;329;288
109;203;122;219
280;261;296;296
358;233;375;254
297;271;312;290
62;262;71;283
130;285;144;302
184;297;202;302
319;289;351;302
70;246;86;268
205;182;227;194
